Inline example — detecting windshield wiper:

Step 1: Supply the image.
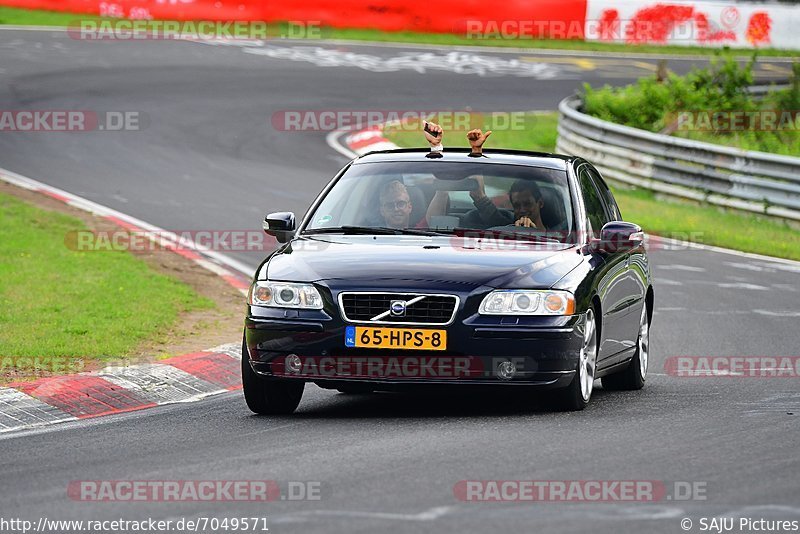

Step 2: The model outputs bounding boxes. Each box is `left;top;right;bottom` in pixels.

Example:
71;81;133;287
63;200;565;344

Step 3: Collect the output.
304;226;447;237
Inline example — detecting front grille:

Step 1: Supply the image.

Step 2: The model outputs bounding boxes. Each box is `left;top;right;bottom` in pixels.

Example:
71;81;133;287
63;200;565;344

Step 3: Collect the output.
339;293;458;325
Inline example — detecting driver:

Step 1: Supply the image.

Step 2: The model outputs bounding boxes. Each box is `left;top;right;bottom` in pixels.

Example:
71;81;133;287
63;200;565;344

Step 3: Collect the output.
379;180;413;229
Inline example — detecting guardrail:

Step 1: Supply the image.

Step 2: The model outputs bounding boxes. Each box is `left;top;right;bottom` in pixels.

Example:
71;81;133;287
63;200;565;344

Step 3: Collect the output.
556;95;800;222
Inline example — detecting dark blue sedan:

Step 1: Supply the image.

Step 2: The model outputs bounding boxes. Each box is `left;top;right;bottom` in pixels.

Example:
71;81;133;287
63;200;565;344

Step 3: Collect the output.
243;148;653;412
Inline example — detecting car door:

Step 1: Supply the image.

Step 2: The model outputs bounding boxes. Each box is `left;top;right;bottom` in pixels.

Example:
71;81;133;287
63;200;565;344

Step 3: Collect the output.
587;165;647;356
577;164;629;360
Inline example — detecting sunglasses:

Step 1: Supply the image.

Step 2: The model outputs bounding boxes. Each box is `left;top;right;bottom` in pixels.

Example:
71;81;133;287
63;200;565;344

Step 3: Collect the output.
382;200;409;210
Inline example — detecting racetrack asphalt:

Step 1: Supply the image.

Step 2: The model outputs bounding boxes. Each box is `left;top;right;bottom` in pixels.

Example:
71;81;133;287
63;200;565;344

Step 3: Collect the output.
1;29;798;533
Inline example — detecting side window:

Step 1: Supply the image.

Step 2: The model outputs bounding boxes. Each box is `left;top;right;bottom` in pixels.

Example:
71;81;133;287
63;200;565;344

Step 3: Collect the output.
578;166;611;234
587;166;621;221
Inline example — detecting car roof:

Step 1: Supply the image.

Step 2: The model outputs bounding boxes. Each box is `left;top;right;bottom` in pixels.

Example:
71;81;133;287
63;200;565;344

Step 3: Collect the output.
352;148;576;171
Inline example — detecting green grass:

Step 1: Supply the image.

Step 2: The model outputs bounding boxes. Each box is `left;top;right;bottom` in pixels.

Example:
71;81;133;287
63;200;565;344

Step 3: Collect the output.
1;6;798;58
384;113;800;261
0;193;213;374
0;6;103;26
672;129;800;157
608;187;800;261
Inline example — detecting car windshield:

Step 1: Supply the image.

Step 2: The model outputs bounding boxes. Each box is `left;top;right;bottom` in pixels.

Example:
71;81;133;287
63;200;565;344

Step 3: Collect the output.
303;161;575;242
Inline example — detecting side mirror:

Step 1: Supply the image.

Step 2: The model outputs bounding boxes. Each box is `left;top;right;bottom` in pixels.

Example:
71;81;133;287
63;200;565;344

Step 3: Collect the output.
263;212;296;243
597;221;644;253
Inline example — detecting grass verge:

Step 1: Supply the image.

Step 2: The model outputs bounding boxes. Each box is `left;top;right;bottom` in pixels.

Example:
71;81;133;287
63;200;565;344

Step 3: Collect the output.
0;6;103;26
604;188;800;261
383;113;800;261
0;6;798;58
0;192;213;371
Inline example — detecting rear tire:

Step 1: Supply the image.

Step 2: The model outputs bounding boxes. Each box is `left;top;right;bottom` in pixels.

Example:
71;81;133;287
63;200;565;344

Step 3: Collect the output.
601;304;649;391
552;308;597;412
241;337;304;415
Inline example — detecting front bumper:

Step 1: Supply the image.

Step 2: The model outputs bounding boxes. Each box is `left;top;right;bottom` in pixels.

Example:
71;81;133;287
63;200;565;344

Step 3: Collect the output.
244;301;585;389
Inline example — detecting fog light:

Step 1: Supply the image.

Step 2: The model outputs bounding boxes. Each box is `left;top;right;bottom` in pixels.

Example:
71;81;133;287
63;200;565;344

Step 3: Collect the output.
285;354;302;374
496;360;517;380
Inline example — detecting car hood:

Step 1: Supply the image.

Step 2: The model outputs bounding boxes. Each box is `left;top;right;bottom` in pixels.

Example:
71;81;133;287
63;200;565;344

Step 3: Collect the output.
260;235;583;290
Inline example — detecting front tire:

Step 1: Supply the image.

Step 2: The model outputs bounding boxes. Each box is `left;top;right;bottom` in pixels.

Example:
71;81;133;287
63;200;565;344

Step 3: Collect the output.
241;337;304;415
552;308;597;411
601;304;649;391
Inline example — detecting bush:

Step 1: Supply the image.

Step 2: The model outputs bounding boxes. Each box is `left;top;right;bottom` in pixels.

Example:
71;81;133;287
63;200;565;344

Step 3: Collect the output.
768;62;800;111
582;51;800;155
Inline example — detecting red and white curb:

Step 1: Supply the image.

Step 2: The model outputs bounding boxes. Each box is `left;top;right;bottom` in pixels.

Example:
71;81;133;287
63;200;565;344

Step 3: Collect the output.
0;343;242;434
0;166;258;434
0;128;388;434
343;126;399;156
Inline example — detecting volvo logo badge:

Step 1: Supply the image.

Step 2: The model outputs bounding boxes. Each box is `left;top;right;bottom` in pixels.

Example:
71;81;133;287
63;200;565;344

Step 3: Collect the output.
390;300;407;317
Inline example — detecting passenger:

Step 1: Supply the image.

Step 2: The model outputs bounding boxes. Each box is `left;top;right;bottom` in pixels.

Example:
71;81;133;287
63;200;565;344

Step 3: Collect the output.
468;176;547;230
423;122;551;231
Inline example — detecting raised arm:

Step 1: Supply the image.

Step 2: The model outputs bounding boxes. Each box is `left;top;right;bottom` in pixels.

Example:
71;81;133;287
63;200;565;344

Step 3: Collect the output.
423;121;443;153
423;121;448;222
425;190;449;225
467;128;492;157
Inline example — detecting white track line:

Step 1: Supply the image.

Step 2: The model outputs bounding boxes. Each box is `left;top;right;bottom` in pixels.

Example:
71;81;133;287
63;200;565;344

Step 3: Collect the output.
652;236;800;267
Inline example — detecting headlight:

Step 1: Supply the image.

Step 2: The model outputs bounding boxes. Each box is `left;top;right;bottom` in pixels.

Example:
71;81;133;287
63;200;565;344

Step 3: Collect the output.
478;290;575;316
248;281;323;309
